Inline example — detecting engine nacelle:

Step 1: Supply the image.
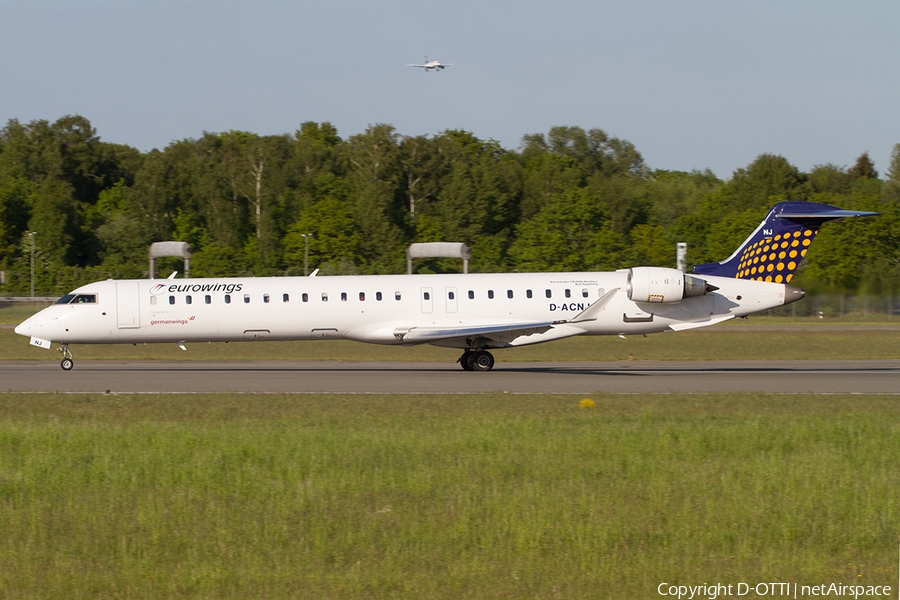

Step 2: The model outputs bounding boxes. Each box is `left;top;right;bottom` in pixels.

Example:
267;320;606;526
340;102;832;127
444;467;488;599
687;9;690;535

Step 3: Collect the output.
626;267;712;303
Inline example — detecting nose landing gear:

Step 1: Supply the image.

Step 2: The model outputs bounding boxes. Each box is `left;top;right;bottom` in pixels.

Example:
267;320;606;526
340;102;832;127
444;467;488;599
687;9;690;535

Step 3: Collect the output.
458;349;495;371
58;344;74;371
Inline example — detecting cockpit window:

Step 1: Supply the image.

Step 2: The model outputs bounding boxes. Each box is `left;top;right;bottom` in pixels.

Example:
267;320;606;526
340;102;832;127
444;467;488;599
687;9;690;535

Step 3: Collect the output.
54;294;97;305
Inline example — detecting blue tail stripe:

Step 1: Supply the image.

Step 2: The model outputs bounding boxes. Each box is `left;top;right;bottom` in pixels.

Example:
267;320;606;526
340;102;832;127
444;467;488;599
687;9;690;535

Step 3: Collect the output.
692;202;881;281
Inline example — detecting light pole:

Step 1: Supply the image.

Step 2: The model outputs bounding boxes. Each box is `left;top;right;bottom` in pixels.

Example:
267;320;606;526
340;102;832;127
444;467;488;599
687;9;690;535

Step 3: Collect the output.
28;232;36;298
300;233;312;276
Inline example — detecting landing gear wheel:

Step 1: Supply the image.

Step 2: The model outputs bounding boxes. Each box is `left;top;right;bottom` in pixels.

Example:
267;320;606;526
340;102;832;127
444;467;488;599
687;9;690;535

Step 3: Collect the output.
58;344;74;371
471;350;495;372
459;351;475;371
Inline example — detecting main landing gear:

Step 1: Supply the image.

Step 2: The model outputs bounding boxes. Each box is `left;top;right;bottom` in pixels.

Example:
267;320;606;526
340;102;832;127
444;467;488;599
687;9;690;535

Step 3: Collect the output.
458;349;495;372
58;344;74;371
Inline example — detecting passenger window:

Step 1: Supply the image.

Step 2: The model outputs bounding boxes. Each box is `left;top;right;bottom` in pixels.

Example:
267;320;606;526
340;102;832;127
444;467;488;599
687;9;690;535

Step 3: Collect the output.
244;294;250;304
283;293;290;302
526;289;533;299
359;292;365;301
582;289;589;298
423;291;430;300
205;295;211;304
225;294;231;304
302;293;308;303
488;290;494;299
448;291;455;300
468;290;474;300
395;292;401;301
264;294;270;303
507;290;513;299
150;296;157;306
545;289;552;298
565;289;571;298
341;292;347;302
376;292;382;301
322;293;328;302
169;296;175;305
186;295;192;305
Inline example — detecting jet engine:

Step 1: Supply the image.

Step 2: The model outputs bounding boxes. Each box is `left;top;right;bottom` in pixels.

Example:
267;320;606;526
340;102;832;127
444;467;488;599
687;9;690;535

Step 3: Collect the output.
626;267;715;303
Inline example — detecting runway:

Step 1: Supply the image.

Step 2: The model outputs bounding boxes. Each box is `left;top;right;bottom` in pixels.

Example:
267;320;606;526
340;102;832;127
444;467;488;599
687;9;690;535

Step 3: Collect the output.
1;359;897;394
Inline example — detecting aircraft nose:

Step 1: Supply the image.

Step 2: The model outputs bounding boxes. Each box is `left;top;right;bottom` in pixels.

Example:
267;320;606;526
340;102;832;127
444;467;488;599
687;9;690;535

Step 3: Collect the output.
14;319;31;337
783;284;805;306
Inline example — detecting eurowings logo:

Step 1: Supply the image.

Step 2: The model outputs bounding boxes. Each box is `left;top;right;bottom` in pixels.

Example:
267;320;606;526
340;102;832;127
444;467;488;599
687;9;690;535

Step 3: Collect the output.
149;282;243;295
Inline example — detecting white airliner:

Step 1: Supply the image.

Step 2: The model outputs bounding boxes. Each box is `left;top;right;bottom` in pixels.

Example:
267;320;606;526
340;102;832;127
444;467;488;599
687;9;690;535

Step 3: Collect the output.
14;201;879;371
408;57;452;71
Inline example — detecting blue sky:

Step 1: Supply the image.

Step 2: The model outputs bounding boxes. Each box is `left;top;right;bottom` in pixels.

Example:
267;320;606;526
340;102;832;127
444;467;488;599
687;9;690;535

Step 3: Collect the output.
3;0;898;179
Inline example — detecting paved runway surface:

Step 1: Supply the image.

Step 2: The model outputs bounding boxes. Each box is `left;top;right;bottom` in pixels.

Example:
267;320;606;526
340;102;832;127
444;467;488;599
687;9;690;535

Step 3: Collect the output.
1;359;897;394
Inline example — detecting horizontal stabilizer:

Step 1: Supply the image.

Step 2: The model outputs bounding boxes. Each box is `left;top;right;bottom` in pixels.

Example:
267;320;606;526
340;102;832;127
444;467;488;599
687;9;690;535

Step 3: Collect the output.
775;207;881;220
668;314;735;332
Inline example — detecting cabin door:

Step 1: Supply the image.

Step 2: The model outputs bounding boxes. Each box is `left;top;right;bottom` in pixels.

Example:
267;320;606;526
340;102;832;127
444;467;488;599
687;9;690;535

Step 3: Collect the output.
116;281;141;329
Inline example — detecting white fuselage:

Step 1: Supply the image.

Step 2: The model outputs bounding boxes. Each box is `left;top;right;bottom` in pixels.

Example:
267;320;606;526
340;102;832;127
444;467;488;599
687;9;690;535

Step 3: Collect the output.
15;271;795;350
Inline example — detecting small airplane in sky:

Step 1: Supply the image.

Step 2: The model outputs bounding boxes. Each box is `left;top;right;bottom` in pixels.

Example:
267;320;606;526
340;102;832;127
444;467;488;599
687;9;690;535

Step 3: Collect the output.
14;202;880;372
408;57;452;71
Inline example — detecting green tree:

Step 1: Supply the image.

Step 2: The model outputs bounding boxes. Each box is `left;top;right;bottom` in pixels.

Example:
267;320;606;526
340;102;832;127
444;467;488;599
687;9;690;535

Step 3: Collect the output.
189;242;245;277
883;143;900;208
800;193;899;291
28;178;80;266
849;152;878;180
283;196;361;274
510;188;626;272
729;154;808;211
0;178;34;264
631;224;673;267
809;164;852;195
344;124;405;272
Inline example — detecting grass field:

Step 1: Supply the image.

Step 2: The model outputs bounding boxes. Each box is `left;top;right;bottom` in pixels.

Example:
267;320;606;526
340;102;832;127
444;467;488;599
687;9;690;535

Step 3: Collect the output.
0;392;897;599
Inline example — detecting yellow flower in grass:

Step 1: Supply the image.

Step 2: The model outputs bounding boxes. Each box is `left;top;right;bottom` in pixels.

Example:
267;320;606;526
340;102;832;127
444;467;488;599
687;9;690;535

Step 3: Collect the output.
579;399;596;409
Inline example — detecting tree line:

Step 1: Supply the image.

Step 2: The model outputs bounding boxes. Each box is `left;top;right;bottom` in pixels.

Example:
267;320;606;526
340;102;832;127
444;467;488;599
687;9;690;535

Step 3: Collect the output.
1;115;898;296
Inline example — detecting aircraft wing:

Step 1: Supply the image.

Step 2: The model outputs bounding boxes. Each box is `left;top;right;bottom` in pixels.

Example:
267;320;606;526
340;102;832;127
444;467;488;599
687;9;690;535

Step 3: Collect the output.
393;289;618;345
392;321;558;344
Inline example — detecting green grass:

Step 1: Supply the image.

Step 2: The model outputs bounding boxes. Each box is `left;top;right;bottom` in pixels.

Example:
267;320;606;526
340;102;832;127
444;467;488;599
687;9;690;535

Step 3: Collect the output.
0;393;897;599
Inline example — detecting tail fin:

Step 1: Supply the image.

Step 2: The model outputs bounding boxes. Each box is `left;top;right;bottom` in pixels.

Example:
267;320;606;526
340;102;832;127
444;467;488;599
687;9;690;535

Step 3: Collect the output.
692;201;880;282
